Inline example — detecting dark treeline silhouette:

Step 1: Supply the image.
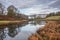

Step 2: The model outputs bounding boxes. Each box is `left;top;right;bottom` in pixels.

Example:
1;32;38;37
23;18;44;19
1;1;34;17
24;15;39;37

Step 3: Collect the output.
46;11;60;18
0;3;28;20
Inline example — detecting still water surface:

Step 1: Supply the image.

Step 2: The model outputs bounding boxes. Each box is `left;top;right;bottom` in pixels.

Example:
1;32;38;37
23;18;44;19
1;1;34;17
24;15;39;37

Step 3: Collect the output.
0;21;46;40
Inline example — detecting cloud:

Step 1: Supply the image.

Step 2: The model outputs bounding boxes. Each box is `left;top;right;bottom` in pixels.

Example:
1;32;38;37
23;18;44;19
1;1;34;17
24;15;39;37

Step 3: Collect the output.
0;0;37;8
20;5;60;15
0;0;57;8
0;0;60;15
49;0;60;9
48;0;57;5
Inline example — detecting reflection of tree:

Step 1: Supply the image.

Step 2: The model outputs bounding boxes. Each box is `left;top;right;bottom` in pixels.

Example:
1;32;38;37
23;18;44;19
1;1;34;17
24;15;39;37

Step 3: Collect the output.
8;21;28;37
0;28;6;40
30;21;45;25
18;21;28;27
8;25;18;37
29;21;40;25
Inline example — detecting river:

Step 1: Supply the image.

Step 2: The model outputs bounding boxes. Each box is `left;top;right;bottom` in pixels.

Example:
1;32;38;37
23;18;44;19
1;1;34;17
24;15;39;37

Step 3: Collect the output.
0;21;46;40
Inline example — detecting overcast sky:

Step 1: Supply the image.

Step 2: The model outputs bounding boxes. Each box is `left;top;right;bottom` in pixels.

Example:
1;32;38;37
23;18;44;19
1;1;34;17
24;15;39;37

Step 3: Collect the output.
0;0;60;15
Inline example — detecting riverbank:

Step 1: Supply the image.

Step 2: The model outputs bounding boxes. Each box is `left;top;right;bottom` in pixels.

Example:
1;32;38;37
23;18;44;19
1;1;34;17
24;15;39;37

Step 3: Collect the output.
28;21;60;40
46;16;60;21
29;16;60;21
0;20;28;25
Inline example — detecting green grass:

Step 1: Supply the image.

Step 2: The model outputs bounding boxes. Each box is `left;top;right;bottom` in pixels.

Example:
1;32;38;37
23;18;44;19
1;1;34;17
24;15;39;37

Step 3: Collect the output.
0;20;27;25
46;16;60;21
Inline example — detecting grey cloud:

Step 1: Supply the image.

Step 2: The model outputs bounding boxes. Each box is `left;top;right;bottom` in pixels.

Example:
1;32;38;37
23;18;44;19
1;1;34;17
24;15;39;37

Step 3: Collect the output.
0;0;37;8
49;0;60;9
37;0;55;4
0;0;56;9
0;0;60;15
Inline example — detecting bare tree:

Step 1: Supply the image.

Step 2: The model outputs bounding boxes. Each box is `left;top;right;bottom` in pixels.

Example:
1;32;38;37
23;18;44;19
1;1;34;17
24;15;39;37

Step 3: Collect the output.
0;3;4;15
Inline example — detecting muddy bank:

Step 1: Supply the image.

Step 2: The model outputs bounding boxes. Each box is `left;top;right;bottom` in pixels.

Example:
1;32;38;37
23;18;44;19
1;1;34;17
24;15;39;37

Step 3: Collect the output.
28;21;60;40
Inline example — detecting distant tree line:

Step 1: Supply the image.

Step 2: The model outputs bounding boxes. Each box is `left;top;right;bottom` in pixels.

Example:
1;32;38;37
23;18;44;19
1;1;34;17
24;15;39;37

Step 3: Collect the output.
46;12;60;18
0;3;28;20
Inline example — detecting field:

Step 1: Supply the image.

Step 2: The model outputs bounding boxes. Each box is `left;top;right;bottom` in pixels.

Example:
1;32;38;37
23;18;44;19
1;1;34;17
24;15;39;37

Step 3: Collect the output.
46;16;60;21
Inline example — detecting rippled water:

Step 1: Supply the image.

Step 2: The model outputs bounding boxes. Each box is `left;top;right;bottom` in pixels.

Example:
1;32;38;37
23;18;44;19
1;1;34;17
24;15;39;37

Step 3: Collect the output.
0;21;46;40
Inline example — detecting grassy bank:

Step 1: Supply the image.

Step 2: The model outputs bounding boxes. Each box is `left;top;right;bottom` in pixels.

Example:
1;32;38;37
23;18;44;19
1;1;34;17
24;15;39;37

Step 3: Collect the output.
46;16;60;21
0;20;27;25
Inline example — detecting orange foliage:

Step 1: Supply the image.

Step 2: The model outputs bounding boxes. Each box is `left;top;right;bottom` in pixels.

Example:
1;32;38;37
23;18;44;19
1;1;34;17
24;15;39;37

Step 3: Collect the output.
29;21;60;40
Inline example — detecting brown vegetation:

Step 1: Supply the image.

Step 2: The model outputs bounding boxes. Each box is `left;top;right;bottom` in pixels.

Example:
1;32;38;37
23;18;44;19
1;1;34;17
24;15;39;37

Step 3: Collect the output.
0;15;16;20
28;21;60;40
0;15;28;21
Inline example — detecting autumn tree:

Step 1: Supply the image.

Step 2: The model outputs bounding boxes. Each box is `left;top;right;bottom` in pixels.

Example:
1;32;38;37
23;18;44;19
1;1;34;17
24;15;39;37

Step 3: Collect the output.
7;5;17;17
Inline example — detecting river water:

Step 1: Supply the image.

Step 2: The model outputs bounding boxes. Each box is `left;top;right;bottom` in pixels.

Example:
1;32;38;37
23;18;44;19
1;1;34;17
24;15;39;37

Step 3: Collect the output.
0;21;46;40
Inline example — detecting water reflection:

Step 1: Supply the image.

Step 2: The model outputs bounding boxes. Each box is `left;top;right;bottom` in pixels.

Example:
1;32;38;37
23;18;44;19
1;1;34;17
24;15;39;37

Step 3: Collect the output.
0;21;46;40
7;21;28;37
0;27;6;40
8;25;18;37
29;21;46;25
